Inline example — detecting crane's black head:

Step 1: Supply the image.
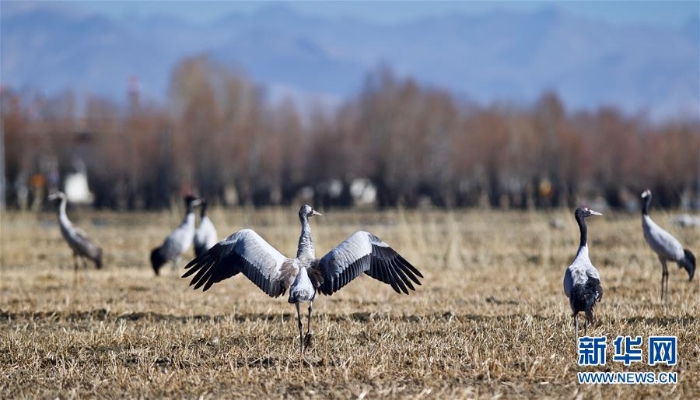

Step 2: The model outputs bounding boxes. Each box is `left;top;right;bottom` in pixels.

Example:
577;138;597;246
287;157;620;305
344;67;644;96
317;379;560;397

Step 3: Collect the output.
150;247;167;276
575;206;602;220
94;248;103;269
48;191;66;204
299;205;322;220
184;194;200;206
183;194;201;213
683;249;695;281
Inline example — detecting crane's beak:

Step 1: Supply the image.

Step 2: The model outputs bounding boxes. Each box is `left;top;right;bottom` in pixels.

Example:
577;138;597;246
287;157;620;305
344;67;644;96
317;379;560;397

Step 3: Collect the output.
312;210;322;217
48;192;59;201
589;210;602;216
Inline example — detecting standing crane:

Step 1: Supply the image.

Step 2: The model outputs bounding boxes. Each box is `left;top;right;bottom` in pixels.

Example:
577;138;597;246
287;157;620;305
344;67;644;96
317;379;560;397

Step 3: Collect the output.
563;206;603;338
48;191;103;271
183;205;423;355
641;189;696;302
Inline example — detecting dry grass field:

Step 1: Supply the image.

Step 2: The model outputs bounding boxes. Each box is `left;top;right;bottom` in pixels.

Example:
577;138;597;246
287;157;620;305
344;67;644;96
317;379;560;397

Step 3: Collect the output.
1;206;699;398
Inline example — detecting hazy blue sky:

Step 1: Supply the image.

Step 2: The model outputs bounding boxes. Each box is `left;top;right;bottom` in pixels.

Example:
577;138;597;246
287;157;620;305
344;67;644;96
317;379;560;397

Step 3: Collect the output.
67;1;699;28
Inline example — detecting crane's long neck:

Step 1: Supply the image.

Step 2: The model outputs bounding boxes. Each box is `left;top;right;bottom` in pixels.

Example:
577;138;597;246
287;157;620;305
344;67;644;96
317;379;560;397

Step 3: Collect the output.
184;212;195;229
57;197;71;228
183;201;195;227
641;194;651;216
297;215;315;259
576;212;588;249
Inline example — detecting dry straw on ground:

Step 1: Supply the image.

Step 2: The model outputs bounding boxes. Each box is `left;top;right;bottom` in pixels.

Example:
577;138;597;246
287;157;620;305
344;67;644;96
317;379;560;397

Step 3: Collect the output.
1;207;698;398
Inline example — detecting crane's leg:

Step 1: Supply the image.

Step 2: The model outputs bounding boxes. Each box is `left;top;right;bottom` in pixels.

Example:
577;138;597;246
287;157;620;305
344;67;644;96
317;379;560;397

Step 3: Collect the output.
664;262;669;302
304;301;313;349
73;252;79;285
574;315;578;339
660;257;669;302
295;302;304;356
81;256;90;282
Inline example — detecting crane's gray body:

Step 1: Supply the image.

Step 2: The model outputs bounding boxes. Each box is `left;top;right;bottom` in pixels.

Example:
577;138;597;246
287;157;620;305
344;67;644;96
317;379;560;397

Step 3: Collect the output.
563;246;601;302
159;213;196;261
643;215;685;262
151;195;200;275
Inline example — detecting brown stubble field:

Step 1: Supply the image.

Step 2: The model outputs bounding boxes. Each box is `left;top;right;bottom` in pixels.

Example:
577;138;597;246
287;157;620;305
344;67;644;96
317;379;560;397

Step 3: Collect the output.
1;206;699;399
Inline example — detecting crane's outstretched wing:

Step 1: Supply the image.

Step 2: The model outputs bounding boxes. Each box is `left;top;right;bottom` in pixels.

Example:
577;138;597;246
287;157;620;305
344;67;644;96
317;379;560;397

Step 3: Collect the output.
183;229;296;297
313;231;423;295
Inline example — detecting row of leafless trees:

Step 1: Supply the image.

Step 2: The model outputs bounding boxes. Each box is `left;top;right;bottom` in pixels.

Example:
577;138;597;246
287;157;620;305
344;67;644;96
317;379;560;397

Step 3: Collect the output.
3;56;699;210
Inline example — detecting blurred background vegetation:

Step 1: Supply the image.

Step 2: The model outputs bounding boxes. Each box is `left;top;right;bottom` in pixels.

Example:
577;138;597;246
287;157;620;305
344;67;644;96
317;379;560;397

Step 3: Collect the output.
1;2;698;211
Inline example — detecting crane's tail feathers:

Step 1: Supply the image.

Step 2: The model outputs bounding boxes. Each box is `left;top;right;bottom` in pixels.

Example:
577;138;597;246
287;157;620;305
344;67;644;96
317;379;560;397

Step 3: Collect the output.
571;278;602;325
150;247;167;276
683;249;695;281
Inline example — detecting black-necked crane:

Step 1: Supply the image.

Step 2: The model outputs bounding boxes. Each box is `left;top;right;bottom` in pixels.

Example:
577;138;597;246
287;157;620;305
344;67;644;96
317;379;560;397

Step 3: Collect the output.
182;204;423;355
194;199;218;257
563;207;603;338
48;191;103;270
150;195;201;275
641;189;696;302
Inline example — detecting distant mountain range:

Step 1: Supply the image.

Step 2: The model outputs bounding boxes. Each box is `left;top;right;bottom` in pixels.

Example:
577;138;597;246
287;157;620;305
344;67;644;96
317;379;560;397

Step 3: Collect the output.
2;2;698;120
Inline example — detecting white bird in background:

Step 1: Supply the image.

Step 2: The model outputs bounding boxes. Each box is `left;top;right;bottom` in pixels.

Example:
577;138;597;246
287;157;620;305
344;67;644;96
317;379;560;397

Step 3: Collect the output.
640;189;695;302
48;191;103;270
563;206;603;338
183;204;423;355
194;198;218;258
150;194;201;275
